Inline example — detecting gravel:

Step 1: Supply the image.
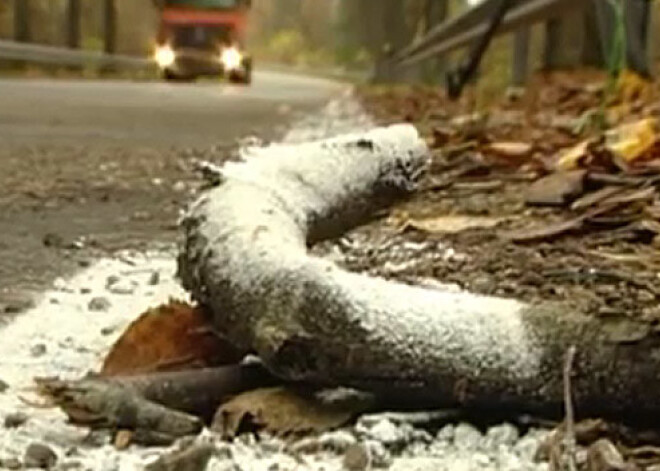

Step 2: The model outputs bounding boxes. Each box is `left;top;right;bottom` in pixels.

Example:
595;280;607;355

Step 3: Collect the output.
24;442;58;469
0;94;552;470
3;411;28;429
88;296;112;312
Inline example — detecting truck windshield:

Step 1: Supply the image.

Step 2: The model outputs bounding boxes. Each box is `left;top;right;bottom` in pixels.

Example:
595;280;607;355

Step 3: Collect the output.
164;0;240;9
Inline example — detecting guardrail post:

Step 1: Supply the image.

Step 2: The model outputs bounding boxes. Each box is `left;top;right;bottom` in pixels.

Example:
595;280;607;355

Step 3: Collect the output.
512;26;531;86
65;0;81;50
13;0;31;43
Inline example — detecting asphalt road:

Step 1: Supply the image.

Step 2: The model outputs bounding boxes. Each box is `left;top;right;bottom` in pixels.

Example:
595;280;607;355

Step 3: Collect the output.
0;70;345;146
0;71;345;312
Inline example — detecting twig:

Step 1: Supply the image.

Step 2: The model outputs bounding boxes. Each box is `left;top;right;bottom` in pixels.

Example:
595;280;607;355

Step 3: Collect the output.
563;345;578;471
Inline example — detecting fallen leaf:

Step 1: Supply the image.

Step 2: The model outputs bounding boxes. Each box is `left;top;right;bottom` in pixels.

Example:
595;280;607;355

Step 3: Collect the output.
605;118;658;163
504;203;620;242
571;186;624;211
504;216;587;243
101;301;243;377
556;140;593;170
525;170;586;206
212;387;368;439
401;215;502;234
484;142;533;160
597;187;656;207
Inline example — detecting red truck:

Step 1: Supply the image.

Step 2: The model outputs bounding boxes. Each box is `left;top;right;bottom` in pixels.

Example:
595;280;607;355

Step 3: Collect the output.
153;0;253;84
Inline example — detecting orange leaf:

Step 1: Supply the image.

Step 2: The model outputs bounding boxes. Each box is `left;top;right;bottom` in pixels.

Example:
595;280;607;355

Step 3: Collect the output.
101;301;243;377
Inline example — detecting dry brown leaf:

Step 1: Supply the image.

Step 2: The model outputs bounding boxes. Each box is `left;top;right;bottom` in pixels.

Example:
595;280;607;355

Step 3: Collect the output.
401;215;502;234
212;387;366;439
101;301;243;377
525;170;586;206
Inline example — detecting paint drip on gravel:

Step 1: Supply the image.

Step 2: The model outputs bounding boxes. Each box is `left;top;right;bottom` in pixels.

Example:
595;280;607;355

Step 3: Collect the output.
0;92;549;470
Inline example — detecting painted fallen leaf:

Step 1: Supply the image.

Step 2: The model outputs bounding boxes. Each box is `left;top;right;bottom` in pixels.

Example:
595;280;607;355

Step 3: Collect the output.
212;387;368;439
401;215;503;234
101;301;243;377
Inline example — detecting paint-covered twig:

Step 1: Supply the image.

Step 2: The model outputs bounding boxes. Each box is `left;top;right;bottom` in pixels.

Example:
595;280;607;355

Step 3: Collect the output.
179;124;660;421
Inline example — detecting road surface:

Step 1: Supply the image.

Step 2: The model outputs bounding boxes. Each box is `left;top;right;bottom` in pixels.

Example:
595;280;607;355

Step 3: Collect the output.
0;71;345;313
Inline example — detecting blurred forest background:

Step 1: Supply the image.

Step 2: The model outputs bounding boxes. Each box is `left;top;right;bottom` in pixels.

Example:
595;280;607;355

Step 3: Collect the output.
0;1;658;86
0;1;520;71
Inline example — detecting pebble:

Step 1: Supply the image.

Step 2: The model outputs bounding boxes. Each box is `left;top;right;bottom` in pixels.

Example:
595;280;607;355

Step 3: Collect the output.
4;411;28;428
24;443;58;469
55;460;84;470
88;296;112;312
173;181;187;193
43;233;64;248
453;423;482;451
343;443;370;471
513;433;544;461
360;418;407;448
257;436;283;455
53;278;70;292
105;275;120;287
106;279;136;295
148;271;161;286
436;424;455;442
365;440;392;468
2;298;34;314
30;343;47;357
1;457;22;470
145;442;215;471
289;438;321;455
410;428;433;445
484;423;520;450
389;457;453;471
0;378;8;393
100;325;117;336
291;430;357;455
318;430;357;453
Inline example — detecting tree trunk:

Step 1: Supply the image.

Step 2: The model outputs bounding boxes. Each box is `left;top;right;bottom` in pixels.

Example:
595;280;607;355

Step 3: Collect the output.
13;0;30;43
65;0;80;49
542;18;563;70
624;0;652;78
103;0;116;55
581;5;604;67
512;26;531;86
178;125;660;424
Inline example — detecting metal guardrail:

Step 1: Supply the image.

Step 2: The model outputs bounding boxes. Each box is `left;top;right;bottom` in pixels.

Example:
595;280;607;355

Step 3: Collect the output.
396;0;588;68
0;40;155;71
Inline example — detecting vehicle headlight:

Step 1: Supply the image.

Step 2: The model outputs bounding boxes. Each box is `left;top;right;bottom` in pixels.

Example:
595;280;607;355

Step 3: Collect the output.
220;47;242;71
155;45;175;68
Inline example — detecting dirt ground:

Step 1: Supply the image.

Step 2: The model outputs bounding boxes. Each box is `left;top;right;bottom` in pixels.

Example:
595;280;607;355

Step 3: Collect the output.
339;71;660;326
